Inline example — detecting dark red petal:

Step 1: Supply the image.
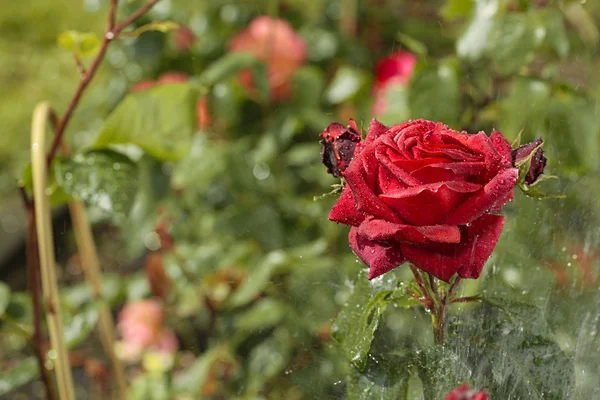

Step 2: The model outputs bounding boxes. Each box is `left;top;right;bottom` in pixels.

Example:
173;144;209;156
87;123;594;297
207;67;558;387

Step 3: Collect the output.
401;214;505;282
358;218;461;244
375;148;423;187
444;168;518;226
348;227;406;280
490;130;512;167
328;185;365;227
379;181;481;226
440;131;503;178
344;152;403;223
365;118;389;145
410;161;486;183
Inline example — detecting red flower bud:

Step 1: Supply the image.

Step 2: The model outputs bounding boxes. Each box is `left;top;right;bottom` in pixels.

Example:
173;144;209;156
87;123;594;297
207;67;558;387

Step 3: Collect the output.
512;137;547;185
320;120;361;177
445;384;489;400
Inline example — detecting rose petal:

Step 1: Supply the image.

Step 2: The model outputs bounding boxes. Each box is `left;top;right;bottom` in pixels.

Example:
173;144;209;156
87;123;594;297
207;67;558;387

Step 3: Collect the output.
364;118;389;145
410;161;486;183
490;130;512;167
358;218;461;244
348;227;406;280
375;148;423;187
344;151;403;223
379;181;481;225
401;214;506;282
328;185;365;226
444;168;517;226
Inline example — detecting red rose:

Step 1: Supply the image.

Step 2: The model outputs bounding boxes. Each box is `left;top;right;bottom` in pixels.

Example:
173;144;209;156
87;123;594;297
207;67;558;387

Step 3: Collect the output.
327;119;518;282
445;384;489;400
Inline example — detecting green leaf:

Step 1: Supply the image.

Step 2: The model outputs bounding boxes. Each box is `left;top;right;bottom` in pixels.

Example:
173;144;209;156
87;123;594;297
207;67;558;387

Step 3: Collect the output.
409;59;460;126
120;21;180;38
419;300;575;400
234;298;286;337
540;9;569;58
226;252;284;308
441;0;475;21
325;66;367;105
57;30;100;57
173;347;235;394
78;33;101;57
348;356;411;400
54;150;138;216
292;66;325;108
21;163;71;207
396;32;428;57
487;12;545;75
94;84;198;161
247;328;293;393
64;301;100;348
4;292;32;327
0;357;38;396
198;52;257;87
0;281;10;317
331;269;404;370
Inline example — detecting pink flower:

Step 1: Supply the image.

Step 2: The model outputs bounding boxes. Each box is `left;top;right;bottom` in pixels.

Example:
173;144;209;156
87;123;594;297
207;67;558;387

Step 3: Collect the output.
117;299;178;360
445;384;489;400
372;51;417;115
228;16;307;101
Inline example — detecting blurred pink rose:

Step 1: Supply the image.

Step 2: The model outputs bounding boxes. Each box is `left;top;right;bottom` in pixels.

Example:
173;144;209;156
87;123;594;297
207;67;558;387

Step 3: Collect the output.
175;25;197;53
228;16;307;101
117;299;178;360
371;51;417;115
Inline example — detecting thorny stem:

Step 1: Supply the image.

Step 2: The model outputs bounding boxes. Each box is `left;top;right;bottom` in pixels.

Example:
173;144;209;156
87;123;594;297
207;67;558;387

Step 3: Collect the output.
408;266;467;345
47;0;161;164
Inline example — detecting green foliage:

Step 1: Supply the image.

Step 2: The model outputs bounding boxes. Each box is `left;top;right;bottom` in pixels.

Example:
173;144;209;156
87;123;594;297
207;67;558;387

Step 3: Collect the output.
332;269;412;370
94;84;198;161
409;59;460;126
418;299;575;399
0;281;10;318
55;150;138;215
0;358;38;396
57;30;100;57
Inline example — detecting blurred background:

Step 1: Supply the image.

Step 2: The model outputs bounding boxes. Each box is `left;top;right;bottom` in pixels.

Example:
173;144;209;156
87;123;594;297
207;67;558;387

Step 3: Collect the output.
0;0;599;399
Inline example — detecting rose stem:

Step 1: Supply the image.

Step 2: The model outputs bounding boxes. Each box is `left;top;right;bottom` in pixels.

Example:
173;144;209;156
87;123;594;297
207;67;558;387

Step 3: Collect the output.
23;197;56;400
429;274;463;345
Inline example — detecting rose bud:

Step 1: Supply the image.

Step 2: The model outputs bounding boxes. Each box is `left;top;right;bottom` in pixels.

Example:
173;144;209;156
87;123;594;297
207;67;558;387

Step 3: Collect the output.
228;16;307;101
327;119;518;282
372;51;417;116
512;137;547;185
320;119;362;177
445;384;489;400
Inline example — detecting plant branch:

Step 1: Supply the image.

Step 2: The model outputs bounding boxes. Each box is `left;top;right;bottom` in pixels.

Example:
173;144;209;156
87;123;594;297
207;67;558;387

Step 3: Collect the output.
25;206;56;400
46;0;161;165
113;0;160;35
31;102;76;400
451;296;482;304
